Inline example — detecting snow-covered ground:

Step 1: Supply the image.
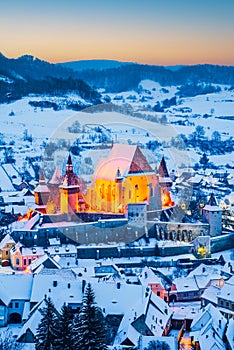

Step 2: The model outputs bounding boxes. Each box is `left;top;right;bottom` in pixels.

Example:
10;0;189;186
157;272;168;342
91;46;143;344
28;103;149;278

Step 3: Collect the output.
0;81;233;186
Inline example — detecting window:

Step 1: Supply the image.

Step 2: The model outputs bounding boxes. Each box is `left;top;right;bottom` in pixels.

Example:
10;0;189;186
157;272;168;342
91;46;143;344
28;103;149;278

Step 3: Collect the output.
16;258;20;265
6;251;8;256
9;302;12;308
23;259;27;266
15;302;19;308
157;291;160;296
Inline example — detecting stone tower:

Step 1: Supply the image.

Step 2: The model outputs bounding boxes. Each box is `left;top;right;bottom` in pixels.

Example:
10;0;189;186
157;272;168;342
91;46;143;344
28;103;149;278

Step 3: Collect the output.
203;193;222;237
34;170;50;213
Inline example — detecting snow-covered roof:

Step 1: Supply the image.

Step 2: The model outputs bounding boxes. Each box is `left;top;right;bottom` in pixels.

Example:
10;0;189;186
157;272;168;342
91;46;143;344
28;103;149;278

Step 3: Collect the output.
221;261;234;277
188;263;222;278
226;318;234;350
30;269;78;304
115;290;172;346
217;282;234;302
0;233;16;250
173;276;199;293
0;166;15;192
198;326;226;350
191;303;227;340
0;274;33;305
48;237;61;246
29;254;61;272
138;266;165;287
201;285;221;305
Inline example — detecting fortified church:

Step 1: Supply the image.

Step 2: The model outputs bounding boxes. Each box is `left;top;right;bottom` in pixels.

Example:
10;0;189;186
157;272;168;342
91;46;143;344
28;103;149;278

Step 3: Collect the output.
34;143;174;217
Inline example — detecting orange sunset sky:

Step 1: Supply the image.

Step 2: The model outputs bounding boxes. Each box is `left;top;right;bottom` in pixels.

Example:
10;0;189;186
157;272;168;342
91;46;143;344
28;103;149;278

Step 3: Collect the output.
1;0;234;65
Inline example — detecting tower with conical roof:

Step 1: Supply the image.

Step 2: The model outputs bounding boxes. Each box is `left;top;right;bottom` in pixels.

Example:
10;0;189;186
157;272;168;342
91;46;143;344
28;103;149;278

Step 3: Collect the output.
48;166;62;211
59;154;80;215
158;156;172;188
34;170;50;213
203;193;223;236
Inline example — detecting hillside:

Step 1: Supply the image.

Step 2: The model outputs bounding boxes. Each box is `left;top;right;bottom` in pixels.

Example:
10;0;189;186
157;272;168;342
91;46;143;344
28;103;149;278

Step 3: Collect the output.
59;59;130;71
0;53;101;104
76;63;234;92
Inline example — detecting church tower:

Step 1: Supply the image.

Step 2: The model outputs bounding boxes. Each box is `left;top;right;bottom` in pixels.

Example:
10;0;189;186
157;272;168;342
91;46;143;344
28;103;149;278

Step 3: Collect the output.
59;154;80;215
203;193;222;237
49;166;62;211
34;170;50;213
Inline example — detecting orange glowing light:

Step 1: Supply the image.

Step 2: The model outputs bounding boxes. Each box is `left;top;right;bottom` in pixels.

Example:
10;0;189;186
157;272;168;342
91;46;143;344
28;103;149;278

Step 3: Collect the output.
24;266;31;274
18;208;34;222
162;188;174;208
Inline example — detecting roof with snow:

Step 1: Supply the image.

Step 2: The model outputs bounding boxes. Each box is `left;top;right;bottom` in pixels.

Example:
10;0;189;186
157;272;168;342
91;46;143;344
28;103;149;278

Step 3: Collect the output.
201;285;221;305
0;233;16;250
173;276;199;293
191;303;227;341
114;290;172;346
0;274;33;305
226;318;234;350
203;193;222;212
217;281;234;302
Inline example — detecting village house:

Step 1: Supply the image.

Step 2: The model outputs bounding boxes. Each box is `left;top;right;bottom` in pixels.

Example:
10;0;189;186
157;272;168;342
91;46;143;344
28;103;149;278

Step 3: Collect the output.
138;266;171;302
217;276;234;319
114;289;172;347
9;242;77;270
0;274;33;326
190;303;227;350
0;233;16;266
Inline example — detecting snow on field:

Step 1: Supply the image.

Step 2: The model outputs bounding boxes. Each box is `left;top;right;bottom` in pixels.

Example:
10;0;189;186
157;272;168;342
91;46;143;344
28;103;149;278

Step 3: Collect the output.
0;83;233;176
0;97;75;140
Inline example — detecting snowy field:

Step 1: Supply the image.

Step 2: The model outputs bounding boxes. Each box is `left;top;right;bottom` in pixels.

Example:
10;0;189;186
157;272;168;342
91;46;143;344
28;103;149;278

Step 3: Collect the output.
0;81;233;176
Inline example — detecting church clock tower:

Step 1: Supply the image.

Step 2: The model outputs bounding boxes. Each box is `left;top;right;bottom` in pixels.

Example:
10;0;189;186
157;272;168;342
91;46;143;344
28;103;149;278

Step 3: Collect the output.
60;154;80;216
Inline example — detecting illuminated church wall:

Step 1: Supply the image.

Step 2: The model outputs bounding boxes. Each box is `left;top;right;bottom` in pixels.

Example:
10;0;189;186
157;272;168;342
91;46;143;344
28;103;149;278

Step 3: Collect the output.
86;172;158;213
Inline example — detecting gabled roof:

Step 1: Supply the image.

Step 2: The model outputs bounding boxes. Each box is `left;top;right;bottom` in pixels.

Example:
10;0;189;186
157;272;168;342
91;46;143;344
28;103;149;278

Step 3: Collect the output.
49;166;62;185
29;254;61;273
203;193;222;212
114;290;172;346
94;144;154;181
191;303;227;338
0;233;16;250
158;156;170;178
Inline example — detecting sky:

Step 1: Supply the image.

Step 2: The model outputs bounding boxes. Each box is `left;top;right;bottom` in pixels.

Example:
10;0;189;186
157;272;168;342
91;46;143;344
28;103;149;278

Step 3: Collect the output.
0;0;234;65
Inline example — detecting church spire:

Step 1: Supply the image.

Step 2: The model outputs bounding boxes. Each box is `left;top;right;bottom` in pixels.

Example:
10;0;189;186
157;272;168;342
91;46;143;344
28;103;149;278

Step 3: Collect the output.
66;153;73;172
39;169;46;185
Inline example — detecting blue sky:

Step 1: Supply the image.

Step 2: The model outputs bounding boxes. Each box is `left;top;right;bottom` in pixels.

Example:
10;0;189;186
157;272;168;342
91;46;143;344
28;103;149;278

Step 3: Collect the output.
1;0;233;64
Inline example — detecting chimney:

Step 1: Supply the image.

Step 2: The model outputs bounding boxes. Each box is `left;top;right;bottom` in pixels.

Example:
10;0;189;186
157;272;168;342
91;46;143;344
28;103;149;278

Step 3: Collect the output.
202;267;206;273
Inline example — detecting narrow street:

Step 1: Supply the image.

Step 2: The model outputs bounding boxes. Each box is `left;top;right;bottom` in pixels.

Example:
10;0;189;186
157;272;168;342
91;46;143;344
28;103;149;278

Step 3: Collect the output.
179;332;192;349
